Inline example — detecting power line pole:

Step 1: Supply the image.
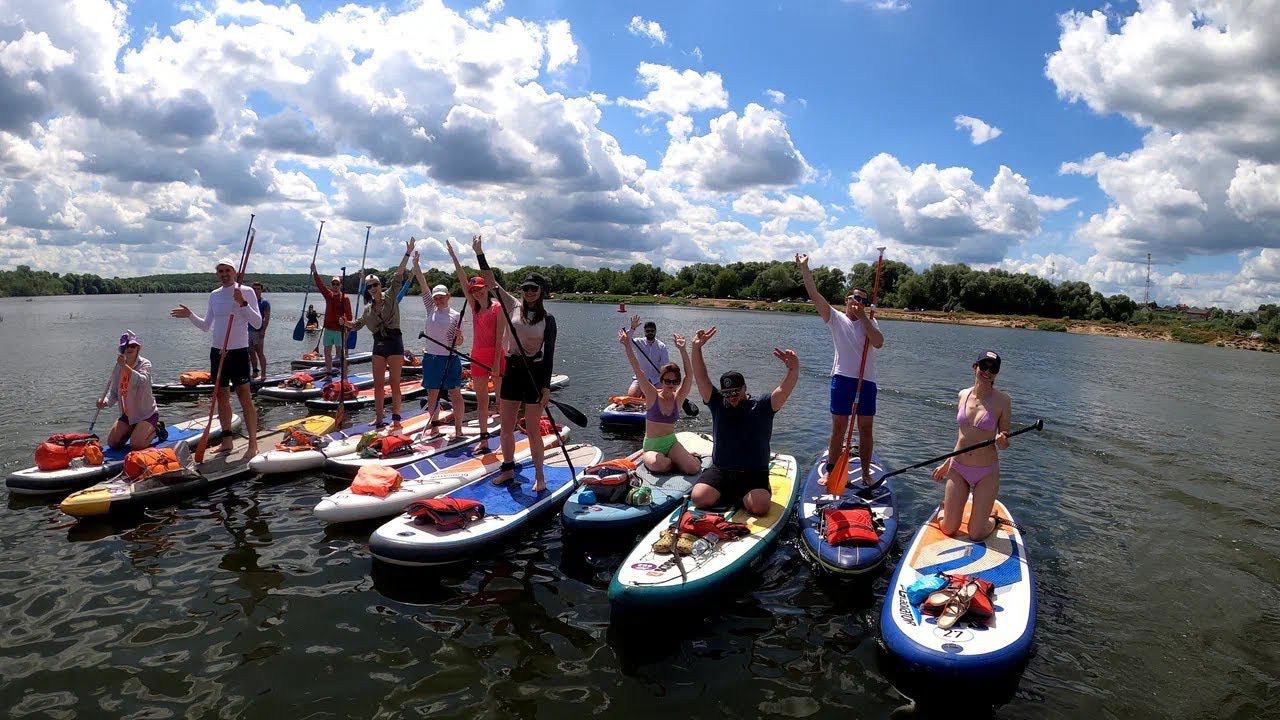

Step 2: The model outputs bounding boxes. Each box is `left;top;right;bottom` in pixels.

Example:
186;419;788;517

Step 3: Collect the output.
1144;253;1152;305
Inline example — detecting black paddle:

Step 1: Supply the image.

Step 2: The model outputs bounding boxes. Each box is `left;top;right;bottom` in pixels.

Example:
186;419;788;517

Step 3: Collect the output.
417;331;587;427
629;332;698;417
857;419;1045;496
293;221;324;341
334;266;349;428
347;226;370;350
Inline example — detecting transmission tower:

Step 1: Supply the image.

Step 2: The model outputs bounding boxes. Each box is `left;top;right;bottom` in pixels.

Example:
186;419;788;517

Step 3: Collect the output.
1144;253;1152;305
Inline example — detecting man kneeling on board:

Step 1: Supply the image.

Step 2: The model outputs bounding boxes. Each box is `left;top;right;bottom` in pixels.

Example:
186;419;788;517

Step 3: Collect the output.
688;326;799;516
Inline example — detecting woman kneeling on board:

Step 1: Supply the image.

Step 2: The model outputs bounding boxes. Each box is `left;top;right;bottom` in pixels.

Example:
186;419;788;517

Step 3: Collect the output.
99;330;162;450
618;328;699;475
932;350;1013;541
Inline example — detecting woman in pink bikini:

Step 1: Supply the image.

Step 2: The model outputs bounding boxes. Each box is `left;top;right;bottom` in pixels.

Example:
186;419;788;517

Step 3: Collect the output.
932;350;1012;541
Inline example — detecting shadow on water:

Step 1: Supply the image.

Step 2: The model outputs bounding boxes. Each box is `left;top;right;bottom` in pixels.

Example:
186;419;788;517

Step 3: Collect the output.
878;648;1029;718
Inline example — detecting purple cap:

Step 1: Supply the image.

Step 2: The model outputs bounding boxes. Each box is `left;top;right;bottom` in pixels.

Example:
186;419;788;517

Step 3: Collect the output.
119;330;141;349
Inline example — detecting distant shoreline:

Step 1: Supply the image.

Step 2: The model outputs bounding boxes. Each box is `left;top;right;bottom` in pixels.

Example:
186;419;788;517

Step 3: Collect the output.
553;293;1277;353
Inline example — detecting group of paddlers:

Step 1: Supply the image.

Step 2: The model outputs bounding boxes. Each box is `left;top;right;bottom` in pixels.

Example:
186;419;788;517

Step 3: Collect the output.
101;237;1014;534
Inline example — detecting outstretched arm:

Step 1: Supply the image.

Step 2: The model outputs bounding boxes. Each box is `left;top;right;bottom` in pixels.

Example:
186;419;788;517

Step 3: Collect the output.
770;348;800;412
690;326;717;404
672;334;693;402
796;254;831;323
473;235;516;308
446;240;470;300
620;329;657;402
411;251;431;300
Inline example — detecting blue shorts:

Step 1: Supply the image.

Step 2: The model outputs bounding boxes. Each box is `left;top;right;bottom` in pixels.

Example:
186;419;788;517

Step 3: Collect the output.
830;375;877;417
421;354;463;390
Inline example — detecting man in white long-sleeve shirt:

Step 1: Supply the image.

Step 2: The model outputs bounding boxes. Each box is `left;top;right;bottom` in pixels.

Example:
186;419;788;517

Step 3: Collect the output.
624;314;670;397
170;258;262;459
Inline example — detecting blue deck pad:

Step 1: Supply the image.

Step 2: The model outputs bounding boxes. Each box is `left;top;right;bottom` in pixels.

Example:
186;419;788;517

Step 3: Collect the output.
398;431;528;482
797;450;897;574
449;461;577;514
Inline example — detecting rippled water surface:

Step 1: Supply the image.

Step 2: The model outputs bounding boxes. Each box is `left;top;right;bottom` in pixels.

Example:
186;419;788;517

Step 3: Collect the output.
1;294;1278;719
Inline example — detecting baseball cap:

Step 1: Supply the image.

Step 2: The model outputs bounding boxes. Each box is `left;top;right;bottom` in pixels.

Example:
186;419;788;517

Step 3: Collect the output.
119;330;141;349
467;276;487;291
431;284;449;298
215;258;237;271
975;350;1001;372
719;371;746;391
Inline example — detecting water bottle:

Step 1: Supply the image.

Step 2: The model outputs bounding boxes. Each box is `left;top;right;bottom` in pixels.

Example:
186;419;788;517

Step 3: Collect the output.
690;532;721;559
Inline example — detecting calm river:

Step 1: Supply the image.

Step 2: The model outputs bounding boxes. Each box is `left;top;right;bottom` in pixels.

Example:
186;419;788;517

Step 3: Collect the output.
0;293;1276;719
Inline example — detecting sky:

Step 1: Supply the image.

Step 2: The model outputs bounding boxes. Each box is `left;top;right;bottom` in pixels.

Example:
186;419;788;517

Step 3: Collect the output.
0;0;1277;309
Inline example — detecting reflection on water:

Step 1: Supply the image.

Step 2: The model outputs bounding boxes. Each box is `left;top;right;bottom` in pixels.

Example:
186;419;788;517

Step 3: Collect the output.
0;294;1278;718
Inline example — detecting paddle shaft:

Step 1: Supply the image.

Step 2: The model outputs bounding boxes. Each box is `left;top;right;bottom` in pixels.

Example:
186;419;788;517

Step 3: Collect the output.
347;226;370;350
88;372;115;433
196;216;257;461
294;221;325;341
418;331;583;425
336;266;349;426
630;334;698;417
861;419;1045;493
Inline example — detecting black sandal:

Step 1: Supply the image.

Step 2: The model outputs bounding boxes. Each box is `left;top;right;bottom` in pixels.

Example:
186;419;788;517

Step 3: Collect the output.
491;461;516;485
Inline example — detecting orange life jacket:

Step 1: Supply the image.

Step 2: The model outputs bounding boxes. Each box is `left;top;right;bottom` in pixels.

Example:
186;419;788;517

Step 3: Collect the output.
350;464;403;498
322;380;359;401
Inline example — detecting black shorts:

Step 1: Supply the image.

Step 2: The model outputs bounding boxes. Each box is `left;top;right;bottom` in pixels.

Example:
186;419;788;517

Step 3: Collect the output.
696;465;771;500
210;347;252;388
371;330;405;358
499;356;547;404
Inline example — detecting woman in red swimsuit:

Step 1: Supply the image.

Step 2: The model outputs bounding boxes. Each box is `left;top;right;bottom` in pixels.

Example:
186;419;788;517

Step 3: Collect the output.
932;350;1012;541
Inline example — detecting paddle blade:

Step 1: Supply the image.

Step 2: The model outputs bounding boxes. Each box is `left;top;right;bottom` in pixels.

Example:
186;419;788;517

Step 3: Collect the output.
682;399;699;417
194;433;209;465
292;315;305;342
550;399;588;428
827;451;851;496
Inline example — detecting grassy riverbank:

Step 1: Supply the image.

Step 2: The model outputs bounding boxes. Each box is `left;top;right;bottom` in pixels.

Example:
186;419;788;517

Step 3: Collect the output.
557;293;1278;353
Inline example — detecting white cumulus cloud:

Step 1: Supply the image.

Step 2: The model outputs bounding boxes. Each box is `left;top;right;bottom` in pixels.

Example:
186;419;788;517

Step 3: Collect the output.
954;114;1003;144
627;16;668;46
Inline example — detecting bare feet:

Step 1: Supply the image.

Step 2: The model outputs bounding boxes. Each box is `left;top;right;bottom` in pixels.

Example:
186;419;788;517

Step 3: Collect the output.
239;444;258;463
216;440;234;454
531;476;547;493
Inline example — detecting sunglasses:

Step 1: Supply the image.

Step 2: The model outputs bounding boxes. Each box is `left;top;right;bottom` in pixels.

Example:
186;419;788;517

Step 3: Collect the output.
721;388;744;398
521;286;540;292
119;345;139;353
977;361;999;374
850;295;868;305
660;377;680;386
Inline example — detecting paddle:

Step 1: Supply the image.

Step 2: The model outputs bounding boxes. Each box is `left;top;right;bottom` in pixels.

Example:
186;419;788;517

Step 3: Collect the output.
335;266;350;428
827;247;886;497
195;216;257;463
347;226;370;350
857;420;1045;496
416;331;587;427
293;221;325;341
88;372;115;434
630;332;698;417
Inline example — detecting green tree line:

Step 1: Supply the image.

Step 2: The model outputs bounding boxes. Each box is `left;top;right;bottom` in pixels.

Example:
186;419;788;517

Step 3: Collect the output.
4;261;1277;341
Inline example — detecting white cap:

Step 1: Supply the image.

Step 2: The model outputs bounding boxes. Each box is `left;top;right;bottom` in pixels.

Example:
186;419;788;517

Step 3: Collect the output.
215;258;237;271
431;284;449;298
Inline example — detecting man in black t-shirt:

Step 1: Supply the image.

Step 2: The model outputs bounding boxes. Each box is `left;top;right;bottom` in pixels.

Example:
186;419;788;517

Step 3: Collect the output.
690;326;800;515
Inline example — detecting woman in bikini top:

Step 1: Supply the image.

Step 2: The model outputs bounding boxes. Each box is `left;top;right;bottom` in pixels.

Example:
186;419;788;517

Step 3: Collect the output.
618;328;702;476
931;350;1013;542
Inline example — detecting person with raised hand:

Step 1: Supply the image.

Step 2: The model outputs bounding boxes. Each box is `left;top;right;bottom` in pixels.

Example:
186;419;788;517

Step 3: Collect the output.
471;235;558;492
447;239;505;455
688;326;799;515
619;328;699;474
309;263;353;376
99;330;162;451
413;252;466;440
797;252;885;486
343;237;415;430
624;314;670;397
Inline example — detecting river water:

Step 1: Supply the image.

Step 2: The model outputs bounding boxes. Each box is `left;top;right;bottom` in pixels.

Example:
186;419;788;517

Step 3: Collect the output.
0;293;1276;719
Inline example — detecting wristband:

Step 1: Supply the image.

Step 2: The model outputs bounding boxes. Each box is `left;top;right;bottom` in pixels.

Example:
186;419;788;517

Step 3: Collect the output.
477;253;490;271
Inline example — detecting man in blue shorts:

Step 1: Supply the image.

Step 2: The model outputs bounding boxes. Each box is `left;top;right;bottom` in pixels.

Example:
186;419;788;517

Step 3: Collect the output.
797;253;885;486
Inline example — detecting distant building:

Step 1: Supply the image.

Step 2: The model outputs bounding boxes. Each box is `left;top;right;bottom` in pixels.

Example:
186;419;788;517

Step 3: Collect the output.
1177;304;1211;320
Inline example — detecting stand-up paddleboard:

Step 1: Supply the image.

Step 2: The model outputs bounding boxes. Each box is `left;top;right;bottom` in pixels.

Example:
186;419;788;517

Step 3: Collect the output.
257;374;374;401
304;379;427;411
249;406;446;475
608;454;798;612
59;416;334;517
313;426;565;523
6;415;242;495
291;351;372;370
562;432;712;534
152;371;331;398
320;417;484;477
880;499;1035;676
600;402;647;427
369;444;600;565
460;374;568;403
797;449;896;575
